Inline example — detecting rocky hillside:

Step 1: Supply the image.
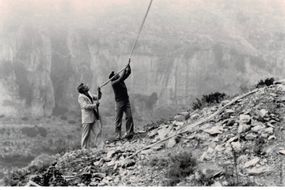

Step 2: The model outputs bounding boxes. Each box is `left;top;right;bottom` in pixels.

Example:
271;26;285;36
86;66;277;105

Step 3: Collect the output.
4;80;285;186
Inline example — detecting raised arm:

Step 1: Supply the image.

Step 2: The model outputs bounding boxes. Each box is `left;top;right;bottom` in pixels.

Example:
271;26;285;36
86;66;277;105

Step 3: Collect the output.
123;64;131;80
111;59;132;84
111;69;127;85
92;87;102;101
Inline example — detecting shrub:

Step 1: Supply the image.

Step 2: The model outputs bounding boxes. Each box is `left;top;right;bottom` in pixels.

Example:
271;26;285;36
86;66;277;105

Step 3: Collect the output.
256;77;275;88
165;151;197;186
149;156;169;170
192;98;203;110
3;168;29;186
28;153;58;173
192;92;227;110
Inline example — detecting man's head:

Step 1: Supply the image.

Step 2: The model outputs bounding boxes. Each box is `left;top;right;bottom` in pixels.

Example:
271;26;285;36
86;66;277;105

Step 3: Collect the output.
77;83;89;94
109;71;119;81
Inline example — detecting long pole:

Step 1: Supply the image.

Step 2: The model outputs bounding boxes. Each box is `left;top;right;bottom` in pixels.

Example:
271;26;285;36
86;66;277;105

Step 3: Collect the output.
99;0;154;88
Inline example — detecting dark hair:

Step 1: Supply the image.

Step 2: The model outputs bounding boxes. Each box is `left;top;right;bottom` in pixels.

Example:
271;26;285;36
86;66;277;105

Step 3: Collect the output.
77;83;85;93
109;71;115;79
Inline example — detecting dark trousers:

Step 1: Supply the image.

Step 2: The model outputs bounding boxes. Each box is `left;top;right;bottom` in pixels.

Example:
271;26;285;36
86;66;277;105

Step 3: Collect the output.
115;100;134;137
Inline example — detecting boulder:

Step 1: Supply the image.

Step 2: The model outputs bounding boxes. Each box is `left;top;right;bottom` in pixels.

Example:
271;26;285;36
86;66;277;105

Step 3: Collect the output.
155;127;172;140
239;114;251;124
215;144;225;152
245;133;257;140
122;159;136;168
277;84;285;91
244;157;260;168
107;160;116;167
269;93;277;97
89;181;99;186
204;125;223;135
226;136;238;143
105;176;113;181
238;124;251;134
166;137;177;148
231;141;242;153
174;115;186;121
247;166;271;175
92;173;105;179
263;145;276;155
251;124;265;133
226;119;236;126
263;127;274;134
225;109;234;114
107;149;123;159
102;157;112;162
259;109;268;118
148;130;158;138
98;182;107;186
268;119;277;124
107;150;116;159
221;100;231;106
196;133;210;141
279;96;285;102
200;147;215;161
261;133;269;138
93;161;102;166
152;144;164;151
268;135;276;140
172;121;184;127
190;113;200;120
211;180;221;187
237;154;248;164
201;167;223;179
179;111;190;118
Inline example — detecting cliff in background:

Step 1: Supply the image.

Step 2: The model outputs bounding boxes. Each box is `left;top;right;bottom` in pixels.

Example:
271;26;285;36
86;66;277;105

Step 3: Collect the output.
0;0;284;120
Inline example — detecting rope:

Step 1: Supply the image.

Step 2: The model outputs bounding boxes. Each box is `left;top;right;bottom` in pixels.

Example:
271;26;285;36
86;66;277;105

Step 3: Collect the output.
128;0;154;59
99;0;154;88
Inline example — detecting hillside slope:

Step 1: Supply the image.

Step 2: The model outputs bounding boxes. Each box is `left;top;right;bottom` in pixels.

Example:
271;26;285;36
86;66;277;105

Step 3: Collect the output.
4;80;285;186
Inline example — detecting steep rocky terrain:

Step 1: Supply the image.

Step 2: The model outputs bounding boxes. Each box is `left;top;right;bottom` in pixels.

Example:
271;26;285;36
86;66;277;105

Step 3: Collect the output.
4;80;285;186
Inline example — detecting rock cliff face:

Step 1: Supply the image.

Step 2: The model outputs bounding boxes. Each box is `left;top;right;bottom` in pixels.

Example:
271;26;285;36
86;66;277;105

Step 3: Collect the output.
0;0;284;118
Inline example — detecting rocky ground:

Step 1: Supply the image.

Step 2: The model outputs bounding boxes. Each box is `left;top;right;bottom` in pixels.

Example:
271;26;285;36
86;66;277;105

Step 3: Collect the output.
4;81;285;186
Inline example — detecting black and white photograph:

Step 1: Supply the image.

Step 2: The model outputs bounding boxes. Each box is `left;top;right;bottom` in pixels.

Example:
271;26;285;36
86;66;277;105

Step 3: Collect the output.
0;0;285;187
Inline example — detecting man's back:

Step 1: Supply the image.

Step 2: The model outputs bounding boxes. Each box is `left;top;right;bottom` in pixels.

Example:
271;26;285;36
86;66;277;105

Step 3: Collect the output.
112;81;129;102
111;65;131;102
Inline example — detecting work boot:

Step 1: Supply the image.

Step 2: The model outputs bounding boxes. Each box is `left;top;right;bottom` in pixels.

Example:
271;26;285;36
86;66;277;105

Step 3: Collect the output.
115;131;122;141
124;133;134;140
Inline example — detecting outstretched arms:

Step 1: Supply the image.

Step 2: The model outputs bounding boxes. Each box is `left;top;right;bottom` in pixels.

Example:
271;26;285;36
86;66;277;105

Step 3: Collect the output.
111;59;132;85
92;87;102;101
124;61;131;79
111;70;127;85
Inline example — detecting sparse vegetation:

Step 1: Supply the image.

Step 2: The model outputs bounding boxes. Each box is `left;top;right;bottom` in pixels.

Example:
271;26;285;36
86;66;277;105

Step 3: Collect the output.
256;77;275;88
164;151;197;186
192;92;227;110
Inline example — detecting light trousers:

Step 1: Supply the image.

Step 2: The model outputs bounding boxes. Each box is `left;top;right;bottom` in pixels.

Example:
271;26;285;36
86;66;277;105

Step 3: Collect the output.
81;122;96;149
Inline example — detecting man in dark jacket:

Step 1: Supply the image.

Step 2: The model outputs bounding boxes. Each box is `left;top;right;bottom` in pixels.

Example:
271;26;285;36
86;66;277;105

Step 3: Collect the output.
109;59;134;140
